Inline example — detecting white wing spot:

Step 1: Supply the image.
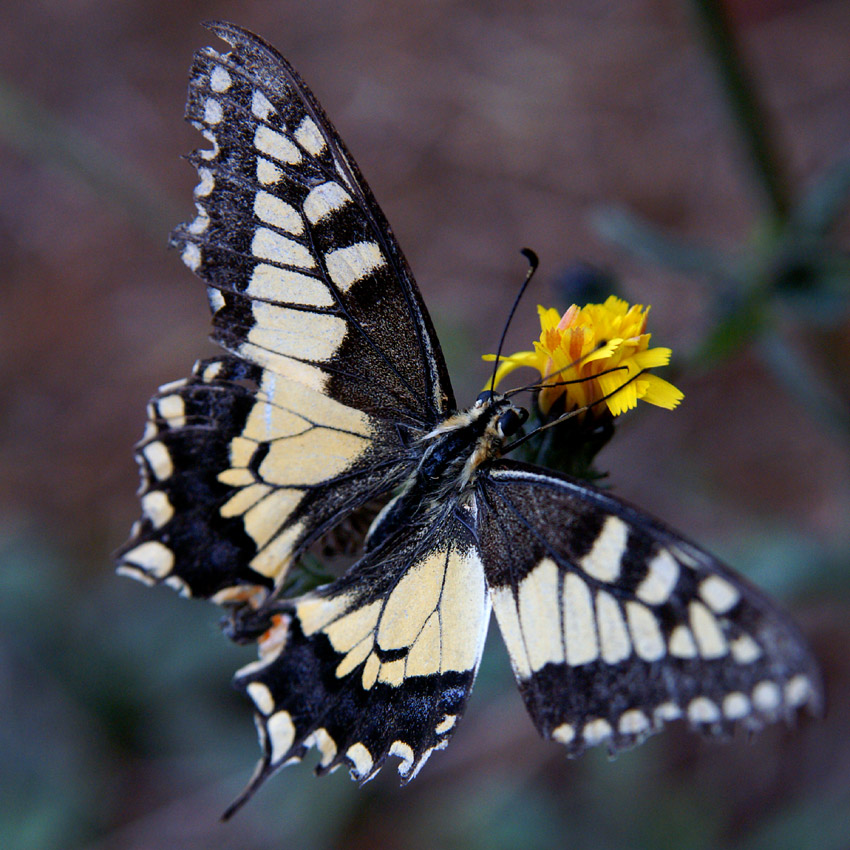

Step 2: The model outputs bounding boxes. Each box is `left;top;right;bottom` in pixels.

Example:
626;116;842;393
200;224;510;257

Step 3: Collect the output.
304;727;337;767
636;549;679;605
257;157;282;185
688;697;721;724
194;167;215;197
654;701;682;722
209;66;232;92
435;714;457;735
248;264;334;308
187;205;210;235
181;242;201;271
752;680;781;713
252;90;275;120
294;115;327;156
552;723;576;744
141;490;173;528
580;515;627;583
389;741;415;775
699;575;741;614
722;692;750;719
618;709;650;736
785;675;812;707
583;718;613;746
203;98;223;125
518;558;564;670
730;633;762;664
163;575;191;596
304;181;352;224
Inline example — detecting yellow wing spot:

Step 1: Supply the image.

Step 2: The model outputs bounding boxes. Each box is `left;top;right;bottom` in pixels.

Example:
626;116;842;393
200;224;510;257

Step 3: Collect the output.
203;98;223;125
181;243;201;271
626;601;666;661
325;242;386;292
249;520;304;579
219;483;273;519
562;573;599;666
377;550;446;651
251;227;315;268
261;430;371;489
361;652;380;690
141;490;174;528
247;264;334;307
122;540;174;578
249;303;346;362
346;742;374;779
142;441;174;481
254;125;301;164
404;611;441;678
156;394;186;429
116;564;156;586
654;701;682;722
296;593;352;636
194;167;215;197
596;590;631;664
580;515;627;583
552;723;576;744
163;575;191;597
324;600;383;653
378;657;406;687
267;710;296;762
389;740;415;775
247;681;275;715
304;727;337;767
335;634;372;678
490;586;532;679
254;191;304;235
689;601;727;659
243;488;301;549
434;714;457;735
668;624;698;658
518;558;564;671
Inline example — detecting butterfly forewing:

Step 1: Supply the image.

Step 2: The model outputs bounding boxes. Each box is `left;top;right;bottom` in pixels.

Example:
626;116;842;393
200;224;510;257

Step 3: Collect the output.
477;461;822;753
119;22;455;600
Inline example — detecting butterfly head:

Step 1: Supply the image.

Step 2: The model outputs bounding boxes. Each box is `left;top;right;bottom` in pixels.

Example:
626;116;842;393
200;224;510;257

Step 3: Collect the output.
474;390;528;441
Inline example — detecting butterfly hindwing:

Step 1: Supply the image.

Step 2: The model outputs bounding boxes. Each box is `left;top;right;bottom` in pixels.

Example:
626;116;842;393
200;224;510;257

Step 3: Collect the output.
229;506;489;801
476;461;821;753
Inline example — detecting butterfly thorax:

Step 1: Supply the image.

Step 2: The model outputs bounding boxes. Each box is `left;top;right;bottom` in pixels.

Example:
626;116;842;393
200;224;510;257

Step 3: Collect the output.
364;395;527;551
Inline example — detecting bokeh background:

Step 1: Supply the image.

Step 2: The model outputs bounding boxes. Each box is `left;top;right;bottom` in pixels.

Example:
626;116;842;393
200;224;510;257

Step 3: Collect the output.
2;1;849;848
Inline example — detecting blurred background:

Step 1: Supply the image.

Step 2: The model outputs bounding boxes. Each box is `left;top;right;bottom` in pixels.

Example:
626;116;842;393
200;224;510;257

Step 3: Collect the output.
1;1;848;848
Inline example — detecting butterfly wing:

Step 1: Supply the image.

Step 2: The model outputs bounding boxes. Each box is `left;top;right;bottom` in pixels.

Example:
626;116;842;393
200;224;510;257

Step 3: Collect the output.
118;22;453;601
476;460;821;753
224;504;489;815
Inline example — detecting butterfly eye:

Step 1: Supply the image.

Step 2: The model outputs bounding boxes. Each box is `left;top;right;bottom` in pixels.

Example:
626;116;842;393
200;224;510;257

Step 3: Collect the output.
476;390;497;407
497;407;528;437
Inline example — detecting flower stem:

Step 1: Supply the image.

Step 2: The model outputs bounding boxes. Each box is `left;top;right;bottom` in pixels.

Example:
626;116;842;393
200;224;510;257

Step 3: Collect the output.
688;0;792;223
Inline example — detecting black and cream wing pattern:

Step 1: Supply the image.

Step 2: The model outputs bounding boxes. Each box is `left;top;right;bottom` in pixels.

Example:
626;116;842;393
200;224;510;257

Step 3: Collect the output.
118;21;821;815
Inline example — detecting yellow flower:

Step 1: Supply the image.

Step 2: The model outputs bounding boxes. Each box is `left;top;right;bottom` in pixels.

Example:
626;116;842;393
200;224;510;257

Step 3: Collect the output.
483;295;684;417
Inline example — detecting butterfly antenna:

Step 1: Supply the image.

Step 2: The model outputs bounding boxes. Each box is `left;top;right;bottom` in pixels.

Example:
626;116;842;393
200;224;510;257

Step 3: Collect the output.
488;248;539;393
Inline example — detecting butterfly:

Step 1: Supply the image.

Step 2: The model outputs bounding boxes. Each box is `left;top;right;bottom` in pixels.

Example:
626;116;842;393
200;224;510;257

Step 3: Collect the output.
118;21;821;817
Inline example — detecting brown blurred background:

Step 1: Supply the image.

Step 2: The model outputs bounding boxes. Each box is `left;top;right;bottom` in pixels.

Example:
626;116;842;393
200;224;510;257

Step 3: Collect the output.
1;1;848;849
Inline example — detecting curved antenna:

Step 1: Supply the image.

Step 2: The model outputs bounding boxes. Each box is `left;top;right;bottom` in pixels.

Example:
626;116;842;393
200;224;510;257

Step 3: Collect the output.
503;367;650;455
488;248;539;393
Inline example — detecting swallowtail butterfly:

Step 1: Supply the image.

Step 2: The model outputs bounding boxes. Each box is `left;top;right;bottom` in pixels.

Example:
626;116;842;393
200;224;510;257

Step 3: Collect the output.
118;21;821;816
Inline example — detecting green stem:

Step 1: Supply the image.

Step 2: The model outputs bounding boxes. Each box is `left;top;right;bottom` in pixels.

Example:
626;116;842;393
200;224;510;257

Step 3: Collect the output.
689;0;792;223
